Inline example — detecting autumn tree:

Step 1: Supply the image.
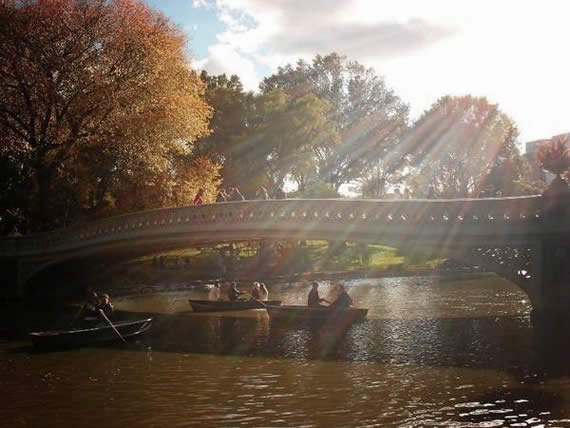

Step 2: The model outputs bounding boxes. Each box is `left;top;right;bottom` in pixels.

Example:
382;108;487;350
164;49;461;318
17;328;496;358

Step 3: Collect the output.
404;95;522;198
537;135;570;180
0;0;213;231
261;53;409;192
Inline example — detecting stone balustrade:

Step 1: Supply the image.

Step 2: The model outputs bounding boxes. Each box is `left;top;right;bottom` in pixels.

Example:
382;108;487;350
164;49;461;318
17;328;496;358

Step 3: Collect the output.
1;195;560;258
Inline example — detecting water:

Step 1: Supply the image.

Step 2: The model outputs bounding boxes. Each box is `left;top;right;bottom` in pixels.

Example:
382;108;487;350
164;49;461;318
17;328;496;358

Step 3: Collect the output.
2;275;570;427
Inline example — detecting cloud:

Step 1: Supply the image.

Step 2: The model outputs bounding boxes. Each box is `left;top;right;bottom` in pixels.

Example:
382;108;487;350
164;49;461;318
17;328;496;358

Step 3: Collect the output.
192;0;454;94
211;0;455;60
270;19;453;58
194;44;259;91
190;0;570;142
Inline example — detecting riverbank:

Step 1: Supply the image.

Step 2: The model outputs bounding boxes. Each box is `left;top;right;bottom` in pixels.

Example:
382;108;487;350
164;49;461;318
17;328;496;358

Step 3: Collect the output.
78;241;465;294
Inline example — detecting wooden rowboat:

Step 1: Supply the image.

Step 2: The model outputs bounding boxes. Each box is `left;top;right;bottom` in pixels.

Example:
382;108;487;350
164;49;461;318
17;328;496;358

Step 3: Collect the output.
265;305;368;323
189;299;281;312
29;318;153;348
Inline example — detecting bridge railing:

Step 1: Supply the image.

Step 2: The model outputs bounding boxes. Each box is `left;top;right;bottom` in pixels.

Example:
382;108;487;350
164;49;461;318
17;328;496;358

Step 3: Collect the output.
0;196;550;257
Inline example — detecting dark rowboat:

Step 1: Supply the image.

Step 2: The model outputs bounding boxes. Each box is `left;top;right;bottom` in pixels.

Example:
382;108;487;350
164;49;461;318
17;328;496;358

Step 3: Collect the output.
189;299;281;312
29;318;153;348
265;305;368;323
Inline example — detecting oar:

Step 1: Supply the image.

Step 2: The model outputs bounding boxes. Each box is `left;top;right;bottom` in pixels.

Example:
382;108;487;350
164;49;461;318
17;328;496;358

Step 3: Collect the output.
98;309;128;344
243;292;268;308
69;305;86;328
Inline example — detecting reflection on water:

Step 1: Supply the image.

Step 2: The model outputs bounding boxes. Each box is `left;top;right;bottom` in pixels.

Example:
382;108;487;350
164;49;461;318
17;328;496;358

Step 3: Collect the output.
2;275;570;427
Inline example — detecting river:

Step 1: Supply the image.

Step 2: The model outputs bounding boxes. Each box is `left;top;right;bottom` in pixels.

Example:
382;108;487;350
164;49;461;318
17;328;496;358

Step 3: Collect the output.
2;274;570;427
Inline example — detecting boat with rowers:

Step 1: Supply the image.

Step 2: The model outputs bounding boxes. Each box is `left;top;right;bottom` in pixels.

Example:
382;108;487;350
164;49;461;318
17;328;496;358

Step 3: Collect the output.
189;299;281;312
29;318;153;348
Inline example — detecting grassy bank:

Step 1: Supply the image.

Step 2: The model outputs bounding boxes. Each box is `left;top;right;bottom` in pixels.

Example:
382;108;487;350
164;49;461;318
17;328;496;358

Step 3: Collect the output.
83;240;448;292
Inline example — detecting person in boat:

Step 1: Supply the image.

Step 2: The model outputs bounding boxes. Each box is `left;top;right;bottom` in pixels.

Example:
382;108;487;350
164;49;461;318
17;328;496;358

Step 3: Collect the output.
219;281;231;301
308;281;329;308
77;286;100;320
208;281;222;301
96;293;114;318
329;283;353;310
249;282;261;301
259;282;269;301
228;282;245;302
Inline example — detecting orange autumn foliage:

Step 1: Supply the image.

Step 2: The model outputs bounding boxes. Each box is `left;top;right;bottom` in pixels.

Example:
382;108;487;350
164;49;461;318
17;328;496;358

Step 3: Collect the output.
537;135;570;178
0;0;215;230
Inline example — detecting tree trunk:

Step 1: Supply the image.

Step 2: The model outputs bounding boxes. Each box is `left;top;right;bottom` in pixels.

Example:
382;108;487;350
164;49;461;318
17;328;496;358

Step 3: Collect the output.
35;164;55;231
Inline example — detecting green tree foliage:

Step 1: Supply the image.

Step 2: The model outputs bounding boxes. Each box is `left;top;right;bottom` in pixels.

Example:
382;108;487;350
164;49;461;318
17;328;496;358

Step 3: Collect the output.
226;89;339;196
288;183;340;199
261;53;409;191
0;0;215;232
195;71;255;172
404;95;523;198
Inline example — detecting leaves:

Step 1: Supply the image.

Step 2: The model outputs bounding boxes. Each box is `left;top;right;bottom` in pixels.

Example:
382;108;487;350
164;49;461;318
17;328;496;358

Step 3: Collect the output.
405;95;521;198
261;53;409;191
0;0;213;231
537;135;570;177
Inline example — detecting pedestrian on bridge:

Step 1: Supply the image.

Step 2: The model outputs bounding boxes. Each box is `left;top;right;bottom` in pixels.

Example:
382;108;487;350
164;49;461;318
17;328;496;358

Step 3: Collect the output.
193;188;205;205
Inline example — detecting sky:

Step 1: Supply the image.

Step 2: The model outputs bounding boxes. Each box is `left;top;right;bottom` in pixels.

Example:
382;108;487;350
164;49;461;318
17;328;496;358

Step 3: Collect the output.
147;0;569;145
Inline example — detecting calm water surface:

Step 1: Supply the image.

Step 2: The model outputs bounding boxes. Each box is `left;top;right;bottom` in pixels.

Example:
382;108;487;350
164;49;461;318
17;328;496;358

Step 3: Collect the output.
2;275;570;427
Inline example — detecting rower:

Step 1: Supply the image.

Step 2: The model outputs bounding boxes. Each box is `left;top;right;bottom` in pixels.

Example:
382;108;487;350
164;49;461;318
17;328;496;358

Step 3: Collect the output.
97;293;114;318
228;282;244;302
308;281;329;307
329;283;353;310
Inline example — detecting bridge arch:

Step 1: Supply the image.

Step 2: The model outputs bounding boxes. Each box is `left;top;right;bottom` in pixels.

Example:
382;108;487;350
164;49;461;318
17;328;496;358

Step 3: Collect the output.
1;196;568;315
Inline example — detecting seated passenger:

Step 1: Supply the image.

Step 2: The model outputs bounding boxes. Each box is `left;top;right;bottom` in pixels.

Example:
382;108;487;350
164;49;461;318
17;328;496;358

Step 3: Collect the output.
72;287;99;326
329;284;352;310
250;282;261;301
79;287;100;318
259;283;269;301
219;281;231;301
308;281;329;308
208;282;222;301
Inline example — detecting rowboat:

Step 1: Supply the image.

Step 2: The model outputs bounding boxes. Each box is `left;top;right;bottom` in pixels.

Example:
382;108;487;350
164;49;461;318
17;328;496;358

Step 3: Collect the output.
29;318;153;348
189;299;281;312
265;305;368;323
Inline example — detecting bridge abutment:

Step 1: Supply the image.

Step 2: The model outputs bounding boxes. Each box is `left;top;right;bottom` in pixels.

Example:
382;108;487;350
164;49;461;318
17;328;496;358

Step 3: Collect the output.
531;242;570;321
534;181;570;320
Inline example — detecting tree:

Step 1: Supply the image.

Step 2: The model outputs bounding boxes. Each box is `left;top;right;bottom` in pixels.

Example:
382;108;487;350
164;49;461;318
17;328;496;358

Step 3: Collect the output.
537;135;570;179
226;89;339;196
405;95;521;198
0;0;212;231
195;71;255;171
261;53;409;192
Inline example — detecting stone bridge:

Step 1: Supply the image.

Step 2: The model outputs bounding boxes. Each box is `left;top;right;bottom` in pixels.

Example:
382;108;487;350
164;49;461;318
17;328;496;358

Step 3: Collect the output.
1;194;569;316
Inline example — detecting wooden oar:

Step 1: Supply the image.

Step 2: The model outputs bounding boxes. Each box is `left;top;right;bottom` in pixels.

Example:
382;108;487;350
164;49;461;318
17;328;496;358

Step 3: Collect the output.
69;305;86;328
242;292;268;308
98;309;128;344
